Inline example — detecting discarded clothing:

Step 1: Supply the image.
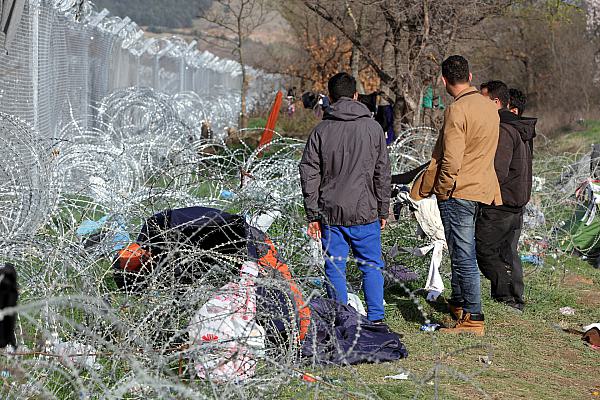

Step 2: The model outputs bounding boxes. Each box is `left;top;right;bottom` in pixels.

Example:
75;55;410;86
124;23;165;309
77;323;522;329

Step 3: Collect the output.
386;264;419;282
188;261;266;383
347;293;367;316
391;162;430;185
301;297;408;365
401;241;445;301
114;207;311;340
395;192;446;300
521;254;544;266
396;193;445;243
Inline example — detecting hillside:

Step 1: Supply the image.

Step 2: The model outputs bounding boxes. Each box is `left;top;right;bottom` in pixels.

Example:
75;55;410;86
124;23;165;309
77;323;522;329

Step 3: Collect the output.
92;0;212;29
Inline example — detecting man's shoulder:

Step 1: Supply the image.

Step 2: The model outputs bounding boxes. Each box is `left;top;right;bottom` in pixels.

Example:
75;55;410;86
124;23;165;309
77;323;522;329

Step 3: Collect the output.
315;117;383;132
461;95;499;119
499;122;519;137
308;120;331;135
363;117;385;133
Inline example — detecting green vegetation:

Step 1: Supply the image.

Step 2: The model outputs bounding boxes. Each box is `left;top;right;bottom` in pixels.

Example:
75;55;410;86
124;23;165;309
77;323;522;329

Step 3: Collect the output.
548;120;600;155
277;254;600;399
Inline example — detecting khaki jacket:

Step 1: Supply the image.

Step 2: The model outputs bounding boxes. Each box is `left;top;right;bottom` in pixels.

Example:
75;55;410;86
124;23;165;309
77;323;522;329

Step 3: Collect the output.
411;87;502;205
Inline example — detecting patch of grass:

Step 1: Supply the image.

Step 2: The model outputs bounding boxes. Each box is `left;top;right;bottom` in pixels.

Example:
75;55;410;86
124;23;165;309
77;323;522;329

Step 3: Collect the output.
548;120;600;154
303;254;600;400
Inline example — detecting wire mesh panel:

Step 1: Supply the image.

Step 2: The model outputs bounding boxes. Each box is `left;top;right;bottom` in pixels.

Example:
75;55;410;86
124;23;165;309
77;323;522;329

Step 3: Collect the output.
0;0;279;142
0;0;34;127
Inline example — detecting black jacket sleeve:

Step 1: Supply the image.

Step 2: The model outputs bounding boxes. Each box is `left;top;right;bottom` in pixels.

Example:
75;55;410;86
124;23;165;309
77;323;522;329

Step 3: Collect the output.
495;124;515;185
299;129;322;222
373;126;391;219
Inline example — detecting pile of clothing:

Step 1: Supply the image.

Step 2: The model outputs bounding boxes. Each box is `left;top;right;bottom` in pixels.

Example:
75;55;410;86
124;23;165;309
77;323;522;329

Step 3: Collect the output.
103;206;408;381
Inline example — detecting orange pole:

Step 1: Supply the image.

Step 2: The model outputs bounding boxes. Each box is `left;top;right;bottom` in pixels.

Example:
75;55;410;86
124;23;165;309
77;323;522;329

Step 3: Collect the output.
257;91;283;154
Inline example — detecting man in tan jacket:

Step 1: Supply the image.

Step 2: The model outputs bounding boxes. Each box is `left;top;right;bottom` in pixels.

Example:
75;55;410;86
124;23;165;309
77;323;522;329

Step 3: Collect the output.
411;55;501;335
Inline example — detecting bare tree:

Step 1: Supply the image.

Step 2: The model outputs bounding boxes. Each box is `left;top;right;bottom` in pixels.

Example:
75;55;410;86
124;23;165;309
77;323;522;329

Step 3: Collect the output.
300;0;508;129
263;3;380;94
197;0;271;128
471;0;600;117
586;0;600;84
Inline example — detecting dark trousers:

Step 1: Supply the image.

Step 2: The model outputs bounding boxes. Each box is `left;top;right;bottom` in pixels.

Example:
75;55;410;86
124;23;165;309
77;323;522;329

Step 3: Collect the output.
475;207;525;306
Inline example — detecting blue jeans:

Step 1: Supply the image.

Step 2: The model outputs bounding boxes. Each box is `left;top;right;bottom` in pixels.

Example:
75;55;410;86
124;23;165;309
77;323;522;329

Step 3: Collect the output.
438;198;482;315
321;221;385;321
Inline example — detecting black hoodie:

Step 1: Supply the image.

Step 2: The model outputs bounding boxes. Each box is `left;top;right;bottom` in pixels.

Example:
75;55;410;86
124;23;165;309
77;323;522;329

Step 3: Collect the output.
492;109;537;210
299;97;391;225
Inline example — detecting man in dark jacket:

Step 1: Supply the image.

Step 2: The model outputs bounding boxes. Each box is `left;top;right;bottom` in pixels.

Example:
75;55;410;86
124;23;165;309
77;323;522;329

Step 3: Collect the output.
477;81;537;311
299;72;391;322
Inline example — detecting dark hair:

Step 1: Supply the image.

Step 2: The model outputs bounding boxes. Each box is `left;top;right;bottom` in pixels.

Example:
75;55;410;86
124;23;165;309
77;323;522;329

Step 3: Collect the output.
509;88;527;116
485;80;509;108
441;55;470;85
480;82;489;91
328;72;357;102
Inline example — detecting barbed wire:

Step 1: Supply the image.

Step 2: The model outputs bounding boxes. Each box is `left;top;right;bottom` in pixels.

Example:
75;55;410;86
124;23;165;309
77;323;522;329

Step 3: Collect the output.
1;84;599;398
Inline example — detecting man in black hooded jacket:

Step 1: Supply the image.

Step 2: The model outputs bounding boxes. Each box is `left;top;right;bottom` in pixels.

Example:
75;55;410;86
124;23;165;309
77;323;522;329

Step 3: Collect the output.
477;81;537;311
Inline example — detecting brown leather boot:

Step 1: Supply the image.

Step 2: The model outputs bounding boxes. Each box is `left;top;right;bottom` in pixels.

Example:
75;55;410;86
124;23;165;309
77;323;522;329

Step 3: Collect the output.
448;302;463;321
439;313;485;336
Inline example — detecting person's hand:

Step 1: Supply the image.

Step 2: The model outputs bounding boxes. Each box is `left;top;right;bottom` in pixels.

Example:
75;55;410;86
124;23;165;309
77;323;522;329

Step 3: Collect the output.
380;219;387;230
308;221;322;240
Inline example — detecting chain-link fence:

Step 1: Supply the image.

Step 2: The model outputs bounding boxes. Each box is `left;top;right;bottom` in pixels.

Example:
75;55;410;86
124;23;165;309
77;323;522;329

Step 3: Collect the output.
0;0;275;140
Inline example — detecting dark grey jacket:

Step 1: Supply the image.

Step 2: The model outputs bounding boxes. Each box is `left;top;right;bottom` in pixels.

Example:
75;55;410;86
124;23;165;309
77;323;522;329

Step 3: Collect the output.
299;97;391;226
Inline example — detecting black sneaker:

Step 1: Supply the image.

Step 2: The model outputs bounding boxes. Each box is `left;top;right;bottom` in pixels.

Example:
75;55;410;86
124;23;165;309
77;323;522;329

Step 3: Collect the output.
504;301;524;314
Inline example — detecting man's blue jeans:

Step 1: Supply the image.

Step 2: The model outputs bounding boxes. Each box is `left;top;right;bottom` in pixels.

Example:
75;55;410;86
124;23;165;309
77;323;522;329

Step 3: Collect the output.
321;221;385;321
437;198;482;315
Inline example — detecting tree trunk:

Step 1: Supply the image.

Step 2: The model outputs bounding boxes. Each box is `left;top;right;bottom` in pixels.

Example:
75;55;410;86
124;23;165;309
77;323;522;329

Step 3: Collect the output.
238;28;249;129
240;62;249;129
413;86;425;126
350;46;365;93
392;92;406;136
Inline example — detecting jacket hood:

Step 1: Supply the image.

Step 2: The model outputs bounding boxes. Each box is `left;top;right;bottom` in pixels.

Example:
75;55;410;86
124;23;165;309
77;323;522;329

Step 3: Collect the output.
499;109;537;142
323;97;372;121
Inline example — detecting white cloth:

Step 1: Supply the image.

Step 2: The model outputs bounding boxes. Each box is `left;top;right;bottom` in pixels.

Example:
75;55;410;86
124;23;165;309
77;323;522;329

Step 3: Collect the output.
401;240;445;301
397;193;447;300
347;293;367;316
247;209;281;232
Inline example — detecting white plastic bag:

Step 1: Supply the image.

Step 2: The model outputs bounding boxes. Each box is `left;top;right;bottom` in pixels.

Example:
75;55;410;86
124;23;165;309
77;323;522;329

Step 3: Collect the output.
188;261;266;383
347;293;367;317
